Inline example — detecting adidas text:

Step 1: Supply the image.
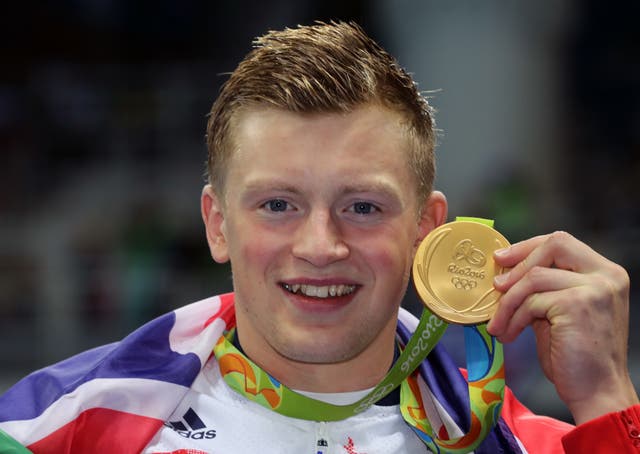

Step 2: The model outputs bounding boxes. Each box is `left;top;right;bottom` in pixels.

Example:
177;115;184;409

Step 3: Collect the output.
175;429;217;440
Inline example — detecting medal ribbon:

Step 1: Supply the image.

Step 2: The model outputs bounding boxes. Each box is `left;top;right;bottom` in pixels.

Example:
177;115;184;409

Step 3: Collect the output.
213;217;505;453
213;307;447;420
400;323;505;453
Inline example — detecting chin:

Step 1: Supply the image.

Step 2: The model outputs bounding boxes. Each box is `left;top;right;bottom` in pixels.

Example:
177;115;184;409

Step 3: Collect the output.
283;348;356;365
276;335;366;365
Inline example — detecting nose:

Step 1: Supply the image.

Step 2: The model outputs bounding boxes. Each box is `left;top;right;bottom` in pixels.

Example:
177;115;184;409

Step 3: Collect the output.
291;209;349;267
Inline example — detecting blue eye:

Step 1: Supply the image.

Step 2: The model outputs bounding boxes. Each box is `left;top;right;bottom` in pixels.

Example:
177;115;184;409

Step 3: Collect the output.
265;199;289;212
352;202;375;214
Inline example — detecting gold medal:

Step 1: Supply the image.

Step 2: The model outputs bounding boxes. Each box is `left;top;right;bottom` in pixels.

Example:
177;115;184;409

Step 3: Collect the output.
412;220;510;325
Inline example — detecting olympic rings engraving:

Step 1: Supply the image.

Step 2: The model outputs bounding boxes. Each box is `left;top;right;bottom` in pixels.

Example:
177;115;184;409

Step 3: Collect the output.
451;276;477;290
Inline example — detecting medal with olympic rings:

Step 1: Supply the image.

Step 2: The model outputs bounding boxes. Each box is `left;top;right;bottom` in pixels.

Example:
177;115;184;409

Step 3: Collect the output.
412;219;510;325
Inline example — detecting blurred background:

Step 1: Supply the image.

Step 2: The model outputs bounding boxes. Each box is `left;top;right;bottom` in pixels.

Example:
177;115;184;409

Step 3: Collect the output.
1;0;638;423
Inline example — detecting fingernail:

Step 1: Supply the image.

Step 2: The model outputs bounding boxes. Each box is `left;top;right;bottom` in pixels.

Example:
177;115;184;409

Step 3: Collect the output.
493;272;509;286
487;321;501;338
494;247;509;258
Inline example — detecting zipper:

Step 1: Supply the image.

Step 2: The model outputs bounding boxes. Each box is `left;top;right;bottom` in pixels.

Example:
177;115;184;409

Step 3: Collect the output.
315;421;329;454
621;408;640;447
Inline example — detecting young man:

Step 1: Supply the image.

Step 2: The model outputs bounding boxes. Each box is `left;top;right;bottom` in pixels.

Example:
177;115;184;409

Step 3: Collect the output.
1;21;638;453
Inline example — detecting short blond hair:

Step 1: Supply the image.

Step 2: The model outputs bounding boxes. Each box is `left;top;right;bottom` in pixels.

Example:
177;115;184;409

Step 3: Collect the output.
206;21;436;202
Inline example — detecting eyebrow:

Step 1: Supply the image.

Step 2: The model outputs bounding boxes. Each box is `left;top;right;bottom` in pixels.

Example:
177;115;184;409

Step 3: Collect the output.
337;173;410;203
241;180;302;195
340;182;401;198
241;178;402;198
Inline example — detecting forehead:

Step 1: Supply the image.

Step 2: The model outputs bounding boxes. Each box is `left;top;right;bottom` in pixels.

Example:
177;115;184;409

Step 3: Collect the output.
224;105;419;202
230;104;411;161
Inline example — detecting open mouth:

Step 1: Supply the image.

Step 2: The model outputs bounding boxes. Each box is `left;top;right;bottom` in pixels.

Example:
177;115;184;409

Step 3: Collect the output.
281;283;357;298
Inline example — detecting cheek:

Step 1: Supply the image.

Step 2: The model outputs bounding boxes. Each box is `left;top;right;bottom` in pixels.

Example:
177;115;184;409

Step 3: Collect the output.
227;218;267;258
357;235;414;274
233;226;289;276
240;230;283;261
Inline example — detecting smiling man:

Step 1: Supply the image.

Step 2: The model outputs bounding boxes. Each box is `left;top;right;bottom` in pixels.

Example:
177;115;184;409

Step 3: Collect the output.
202;105;444;394
0;21;638;454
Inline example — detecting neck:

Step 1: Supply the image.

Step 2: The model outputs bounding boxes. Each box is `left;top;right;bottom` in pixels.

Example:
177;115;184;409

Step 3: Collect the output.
235;319;397;393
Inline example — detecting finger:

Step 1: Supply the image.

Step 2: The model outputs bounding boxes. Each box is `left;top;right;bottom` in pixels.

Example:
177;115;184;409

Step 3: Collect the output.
494;289;557;343
498;281;618;345
492;284;597;343
493;234;547;268
493;231;606;291
487;266;584;336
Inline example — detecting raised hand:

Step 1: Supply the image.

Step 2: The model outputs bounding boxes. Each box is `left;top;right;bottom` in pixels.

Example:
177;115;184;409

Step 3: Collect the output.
487;231;638;424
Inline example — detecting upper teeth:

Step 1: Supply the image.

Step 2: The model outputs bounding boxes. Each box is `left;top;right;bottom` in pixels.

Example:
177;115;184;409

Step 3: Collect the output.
283;283;356;298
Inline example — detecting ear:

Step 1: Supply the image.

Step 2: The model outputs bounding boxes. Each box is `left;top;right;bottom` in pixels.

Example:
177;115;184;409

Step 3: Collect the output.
415;190;448;248
201;184;230;263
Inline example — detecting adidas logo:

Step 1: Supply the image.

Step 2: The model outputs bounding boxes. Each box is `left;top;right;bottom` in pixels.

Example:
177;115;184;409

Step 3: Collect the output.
166;407;217;440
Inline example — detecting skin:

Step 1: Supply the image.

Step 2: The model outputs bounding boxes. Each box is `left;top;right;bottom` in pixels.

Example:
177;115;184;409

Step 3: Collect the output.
488;233;638;424
202;104;447;392
202;102;638;423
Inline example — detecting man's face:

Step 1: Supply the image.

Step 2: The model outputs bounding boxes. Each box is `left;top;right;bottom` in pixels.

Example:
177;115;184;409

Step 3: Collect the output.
203;104;444;370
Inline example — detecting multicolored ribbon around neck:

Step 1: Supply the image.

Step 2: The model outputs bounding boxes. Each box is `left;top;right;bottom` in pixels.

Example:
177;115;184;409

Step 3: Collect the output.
213;218;506;453
214;318;504;453
214;308;447;420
